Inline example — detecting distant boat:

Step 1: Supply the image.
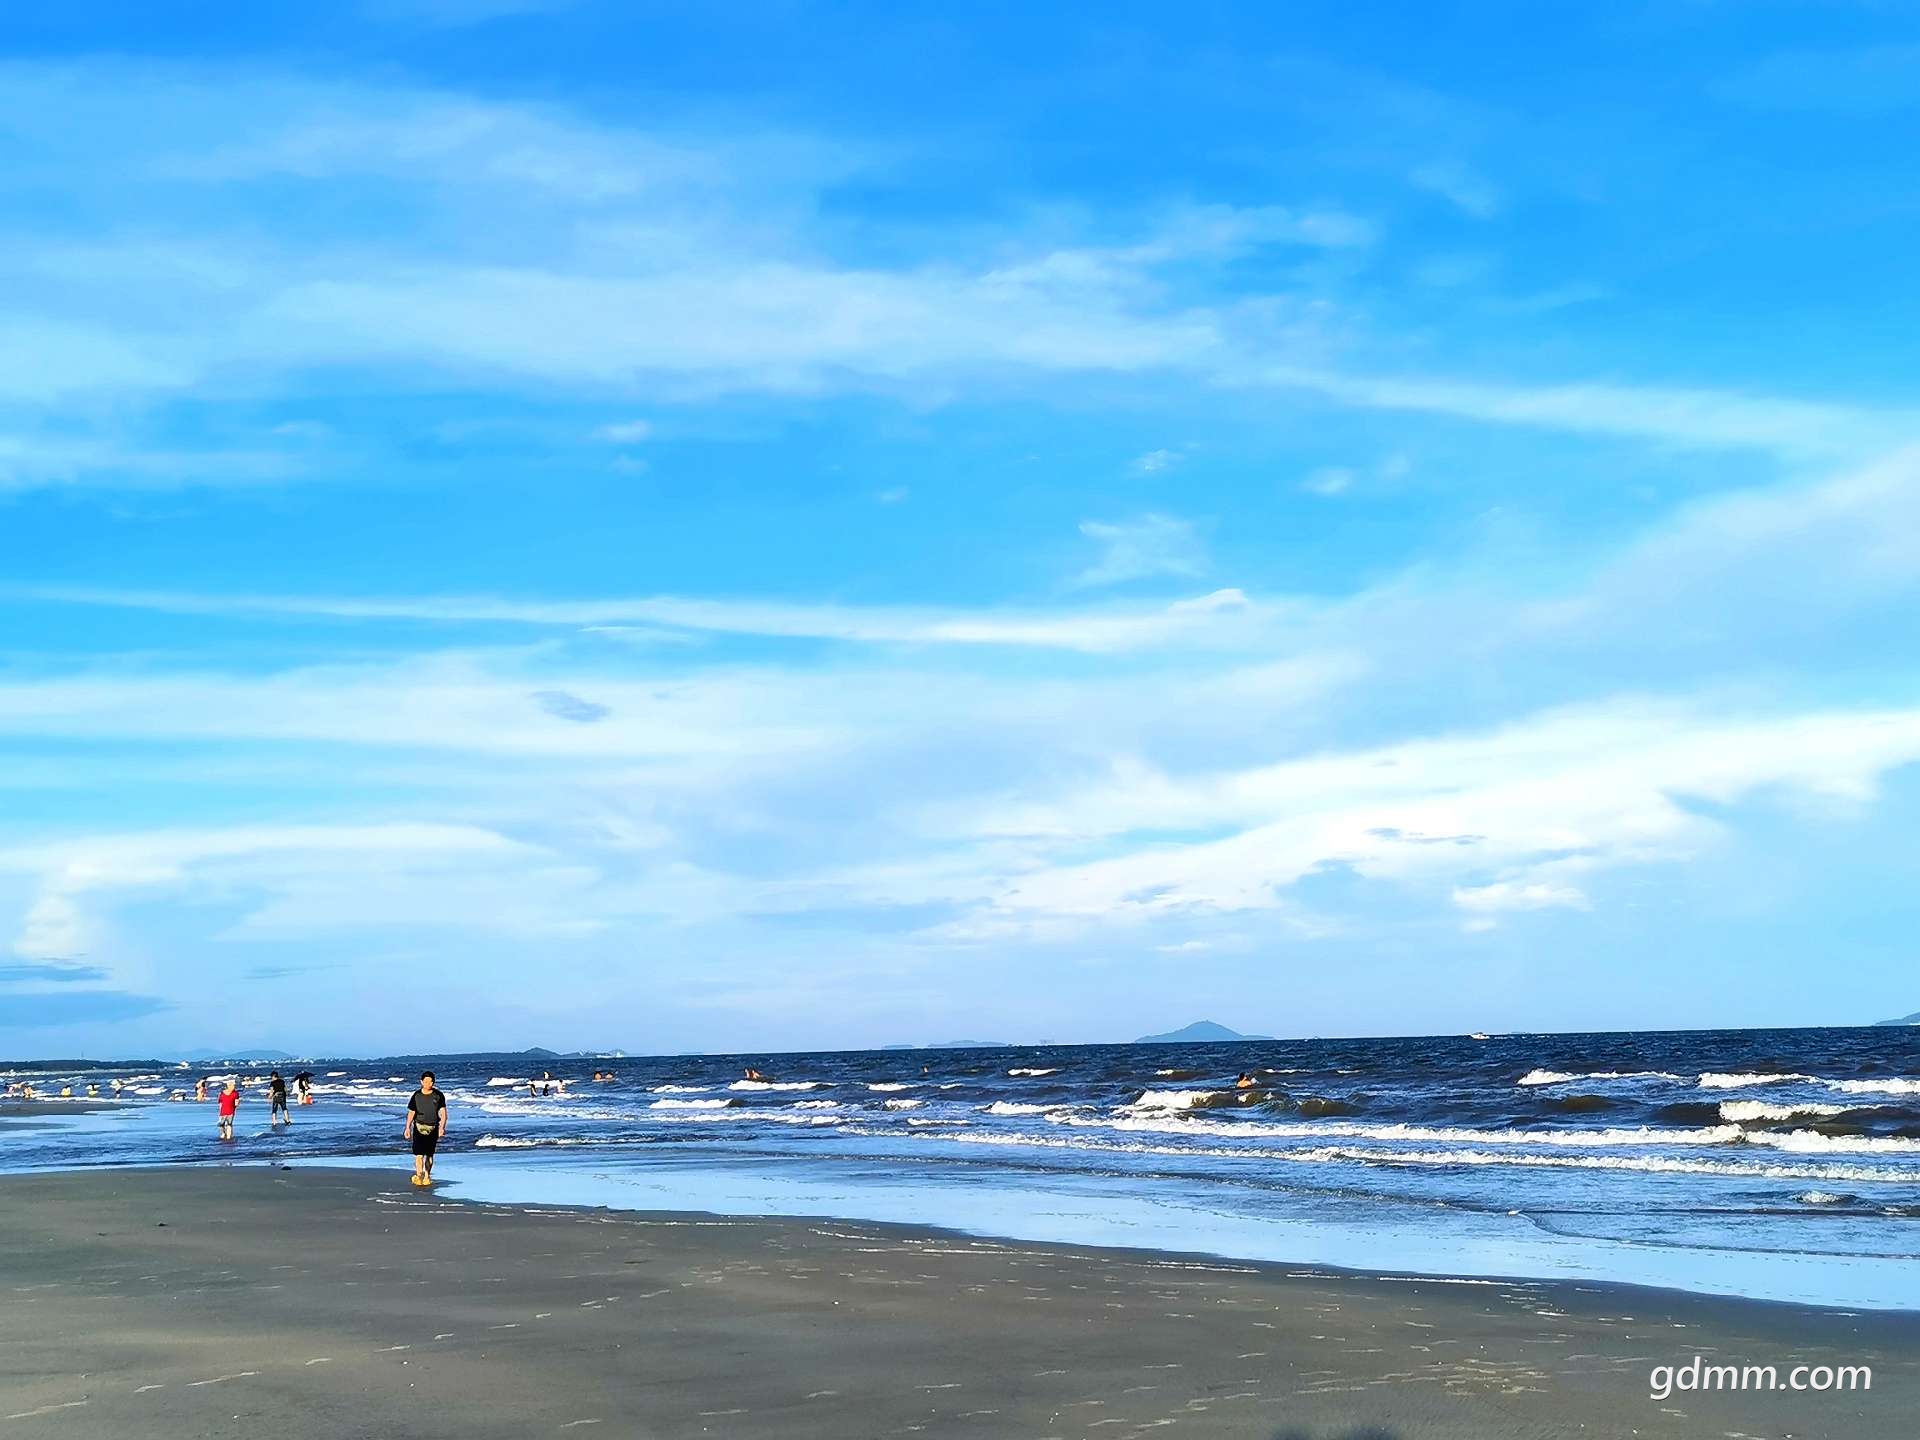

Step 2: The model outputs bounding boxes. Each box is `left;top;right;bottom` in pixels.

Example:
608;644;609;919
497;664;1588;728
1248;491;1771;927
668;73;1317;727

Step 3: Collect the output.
1468;1032;1491;1041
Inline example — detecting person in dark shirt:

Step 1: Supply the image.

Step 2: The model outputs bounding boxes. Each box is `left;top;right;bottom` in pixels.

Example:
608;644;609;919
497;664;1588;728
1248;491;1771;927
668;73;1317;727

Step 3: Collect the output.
269;1071;290;1126
405;1071;449;1186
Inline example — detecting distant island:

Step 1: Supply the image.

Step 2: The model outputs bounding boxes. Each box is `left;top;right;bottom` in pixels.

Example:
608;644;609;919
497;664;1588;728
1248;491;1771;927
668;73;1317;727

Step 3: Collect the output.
1875;1012;1920;1026
1135;1020;1273;1045
881;1040;1012;1051
173;1047;298;1063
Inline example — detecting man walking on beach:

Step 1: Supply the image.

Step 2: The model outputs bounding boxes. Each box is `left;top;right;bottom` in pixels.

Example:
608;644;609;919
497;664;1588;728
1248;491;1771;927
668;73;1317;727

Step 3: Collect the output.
217;1078;239;1140
405;1071;448;1186
268;1070;290;1126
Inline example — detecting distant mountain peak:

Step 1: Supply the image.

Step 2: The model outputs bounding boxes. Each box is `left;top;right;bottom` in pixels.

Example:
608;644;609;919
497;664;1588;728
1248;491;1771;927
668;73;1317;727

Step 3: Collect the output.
1135;1020;1272;1045
1874;1012;1920;1026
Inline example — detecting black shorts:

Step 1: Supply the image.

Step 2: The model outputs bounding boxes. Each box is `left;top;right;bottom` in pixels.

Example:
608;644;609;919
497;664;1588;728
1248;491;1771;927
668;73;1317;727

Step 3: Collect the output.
411;1128;439;1157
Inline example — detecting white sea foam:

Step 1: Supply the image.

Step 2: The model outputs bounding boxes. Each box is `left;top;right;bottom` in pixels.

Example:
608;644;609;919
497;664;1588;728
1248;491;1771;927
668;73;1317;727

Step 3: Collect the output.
729;1080;823;1091
473;1135;609;1149
1794;1190;1851;1206
650;1084;710;1094
984;1101;1056;1116
1719;1100;1851;1123
1517;1069;1680;1087
882;1098;924;1110
486;1077;528;1087
1008;1068;1057;1077
1823;1077;1920;1096
795;1100;841;1109
927;1128;1913;1184
1124;1088;1216;1111
868;1083;914;1092
649;1098;734;1110
1698;1072;1817;1089
1072;1112;1749;1149
1744;1129;1920;1155
651;1107;840;1128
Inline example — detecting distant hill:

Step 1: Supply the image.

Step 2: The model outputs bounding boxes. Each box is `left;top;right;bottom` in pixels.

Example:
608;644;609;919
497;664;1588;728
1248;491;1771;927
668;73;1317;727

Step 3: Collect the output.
1875;1012;1920;1026
883;1040;1012;1051
1135;1020;1272;1045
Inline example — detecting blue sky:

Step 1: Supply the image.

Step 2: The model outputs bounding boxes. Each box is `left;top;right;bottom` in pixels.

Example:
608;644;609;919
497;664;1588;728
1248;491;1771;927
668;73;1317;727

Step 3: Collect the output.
3;2;1919;1057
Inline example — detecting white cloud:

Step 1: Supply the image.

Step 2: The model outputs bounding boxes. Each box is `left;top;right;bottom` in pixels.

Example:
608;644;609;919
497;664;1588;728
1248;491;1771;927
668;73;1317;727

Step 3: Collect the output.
1257;365;1912;459
1410;161;1502;218
16;583;1273;654
920;700;1920;937
594;419;653;443
1302;466;1354;496
1073;515;1209;589
1130;448;1182;475
0;59;1897;492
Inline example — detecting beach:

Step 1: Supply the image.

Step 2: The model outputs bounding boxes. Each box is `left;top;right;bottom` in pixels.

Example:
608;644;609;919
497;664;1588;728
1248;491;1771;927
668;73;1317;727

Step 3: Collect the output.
1;1166;1910;1438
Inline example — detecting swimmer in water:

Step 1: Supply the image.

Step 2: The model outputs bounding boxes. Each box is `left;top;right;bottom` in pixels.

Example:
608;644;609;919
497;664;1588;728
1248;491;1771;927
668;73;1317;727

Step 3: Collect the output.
1234;1072;1256;1089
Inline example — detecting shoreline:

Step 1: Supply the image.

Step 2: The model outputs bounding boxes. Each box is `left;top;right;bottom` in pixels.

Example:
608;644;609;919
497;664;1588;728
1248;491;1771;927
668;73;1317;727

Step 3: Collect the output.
2;1165;1913;1437
268;1159;1920;1320
7;1144;1920;1315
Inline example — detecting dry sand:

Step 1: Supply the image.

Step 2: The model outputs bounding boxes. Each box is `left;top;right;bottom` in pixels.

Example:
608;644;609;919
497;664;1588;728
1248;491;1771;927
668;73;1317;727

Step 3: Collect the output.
0;1165;1911;1438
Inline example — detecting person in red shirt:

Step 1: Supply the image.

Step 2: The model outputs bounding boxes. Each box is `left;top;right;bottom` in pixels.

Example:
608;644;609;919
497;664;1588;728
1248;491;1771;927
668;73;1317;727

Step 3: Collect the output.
217;1078;239;1140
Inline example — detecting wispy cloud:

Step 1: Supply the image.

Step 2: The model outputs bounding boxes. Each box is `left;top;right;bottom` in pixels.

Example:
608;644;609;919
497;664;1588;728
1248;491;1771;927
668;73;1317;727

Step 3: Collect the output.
1073;515;1209;589
1257;365;1911;459
14;583;1271;654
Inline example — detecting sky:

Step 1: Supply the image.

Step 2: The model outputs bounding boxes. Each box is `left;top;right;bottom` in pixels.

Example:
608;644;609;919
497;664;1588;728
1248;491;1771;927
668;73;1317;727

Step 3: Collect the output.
3;2;1919;1058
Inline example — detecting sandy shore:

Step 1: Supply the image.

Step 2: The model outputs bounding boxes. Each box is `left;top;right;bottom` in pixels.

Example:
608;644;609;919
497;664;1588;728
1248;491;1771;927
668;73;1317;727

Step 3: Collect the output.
0;1166;1911;1438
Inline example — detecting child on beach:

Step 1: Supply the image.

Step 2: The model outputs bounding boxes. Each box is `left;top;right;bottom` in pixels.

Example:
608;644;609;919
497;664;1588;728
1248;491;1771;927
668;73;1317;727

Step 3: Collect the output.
217;1079;239;1140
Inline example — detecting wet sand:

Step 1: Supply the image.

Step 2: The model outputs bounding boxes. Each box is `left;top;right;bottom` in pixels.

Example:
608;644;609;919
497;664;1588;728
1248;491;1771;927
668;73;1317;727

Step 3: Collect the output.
0;1166;1911;1438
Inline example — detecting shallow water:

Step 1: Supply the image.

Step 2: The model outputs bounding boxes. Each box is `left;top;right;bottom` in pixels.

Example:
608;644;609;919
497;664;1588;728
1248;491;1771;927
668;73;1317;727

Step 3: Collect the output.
6;1026;1918;1308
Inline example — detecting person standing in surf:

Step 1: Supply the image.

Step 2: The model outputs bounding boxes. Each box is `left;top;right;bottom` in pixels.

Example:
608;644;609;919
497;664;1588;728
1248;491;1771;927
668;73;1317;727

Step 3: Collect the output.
268;1070;290;1126
216;1078;239;1140
405;1071;448;1186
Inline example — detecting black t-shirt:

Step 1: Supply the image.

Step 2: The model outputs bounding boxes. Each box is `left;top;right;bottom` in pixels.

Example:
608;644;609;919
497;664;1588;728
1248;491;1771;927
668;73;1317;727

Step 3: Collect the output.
409;1089;447;1132
269;1077;286;1103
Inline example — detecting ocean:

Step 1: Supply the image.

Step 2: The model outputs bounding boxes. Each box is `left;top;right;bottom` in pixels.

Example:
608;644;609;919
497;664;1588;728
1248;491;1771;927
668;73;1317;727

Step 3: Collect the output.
6;1026;1918;1310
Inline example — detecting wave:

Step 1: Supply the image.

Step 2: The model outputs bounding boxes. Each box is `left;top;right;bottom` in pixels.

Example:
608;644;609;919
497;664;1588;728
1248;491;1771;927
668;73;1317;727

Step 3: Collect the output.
485;1077;527;1087
984;1101;1056;1116
650;1107;841;1128
929;1128;1914;1184
1075;1112;1749;1149
1125;1088;1215;1111
1794;1190;1853;1206
1698;1072;1817;1089
1744;1129;1920;1155
473;1134;616;1149
1697;1072;1920;1098
1008;1068;1057;1077
649;1098;735;1110
729;1080;824;1092
882;1098;924;1110
650;1084;710;1094
1719;1101;1851;1123
795;1100;841;1109
1518;1069;1679;1087
1823;1077;1920;1097
868;1082;914;1092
